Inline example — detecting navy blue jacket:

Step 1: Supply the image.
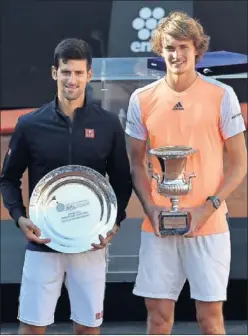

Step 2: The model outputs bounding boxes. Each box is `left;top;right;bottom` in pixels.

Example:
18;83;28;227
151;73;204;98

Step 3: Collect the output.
0;90;132;252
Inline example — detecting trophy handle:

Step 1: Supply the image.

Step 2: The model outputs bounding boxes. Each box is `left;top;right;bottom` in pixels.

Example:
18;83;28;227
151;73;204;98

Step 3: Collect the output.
188;172;196;183
152;173;161;184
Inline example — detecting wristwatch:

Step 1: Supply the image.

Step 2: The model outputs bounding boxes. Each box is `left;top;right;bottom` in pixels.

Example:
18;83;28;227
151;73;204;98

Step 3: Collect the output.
206;196;221;209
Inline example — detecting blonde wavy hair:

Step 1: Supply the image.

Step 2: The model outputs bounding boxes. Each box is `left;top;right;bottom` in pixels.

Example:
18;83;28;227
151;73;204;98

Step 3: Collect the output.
151;11;210;63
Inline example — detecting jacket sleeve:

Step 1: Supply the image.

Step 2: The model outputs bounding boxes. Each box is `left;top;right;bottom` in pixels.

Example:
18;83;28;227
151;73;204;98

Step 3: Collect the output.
0;118;29;224
106;115;132;225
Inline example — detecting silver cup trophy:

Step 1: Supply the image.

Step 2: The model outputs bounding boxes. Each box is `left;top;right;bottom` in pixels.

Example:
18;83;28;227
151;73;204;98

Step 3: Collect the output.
149;146;197;235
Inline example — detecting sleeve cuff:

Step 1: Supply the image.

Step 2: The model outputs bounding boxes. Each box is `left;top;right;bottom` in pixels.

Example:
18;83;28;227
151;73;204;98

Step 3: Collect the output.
10;208;26;226
116;212;126;226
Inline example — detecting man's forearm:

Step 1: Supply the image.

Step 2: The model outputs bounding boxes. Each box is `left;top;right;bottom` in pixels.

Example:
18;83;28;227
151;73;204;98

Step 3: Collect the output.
215;163;247;203
213;132;247;205
131;164;154;212
0;178;26;223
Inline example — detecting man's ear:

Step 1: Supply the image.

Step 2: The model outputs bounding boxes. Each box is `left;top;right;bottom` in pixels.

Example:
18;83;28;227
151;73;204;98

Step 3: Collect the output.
87;68;93;83
51;66;57;81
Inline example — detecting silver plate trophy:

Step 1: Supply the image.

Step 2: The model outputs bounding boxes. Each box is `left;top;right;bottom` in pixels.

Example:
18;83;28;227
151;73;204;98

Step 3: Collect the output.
149;146;197;235
29;165;117;253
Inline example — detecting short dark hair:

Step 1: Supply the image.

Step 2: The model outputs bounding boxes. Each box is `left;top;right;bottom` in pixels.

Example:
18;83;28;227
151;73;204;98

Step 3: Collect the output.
54;38;92;70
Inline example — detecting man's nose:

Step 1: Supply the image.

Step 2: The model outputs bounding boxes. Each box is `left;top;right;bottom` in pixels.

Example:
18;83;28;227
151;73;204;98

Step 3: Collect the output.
68;73;76;84
172;49;180;58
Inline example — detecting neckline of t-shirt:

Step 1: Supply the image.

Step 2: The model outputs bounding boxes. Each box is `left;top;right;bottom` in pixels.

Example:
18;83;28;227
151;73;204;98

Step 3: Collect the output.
163;72;201;97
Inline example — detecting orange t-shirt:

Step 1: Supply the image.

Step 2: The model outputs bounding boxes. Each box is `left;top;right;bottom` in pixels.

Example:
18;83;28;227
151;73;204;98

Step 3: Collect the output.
125;74;246;236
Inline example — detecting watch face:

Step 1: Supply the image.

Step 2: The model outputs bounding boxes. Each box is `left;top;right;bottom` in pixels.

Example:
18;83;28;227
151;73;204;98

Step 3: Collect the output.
213;197;221;208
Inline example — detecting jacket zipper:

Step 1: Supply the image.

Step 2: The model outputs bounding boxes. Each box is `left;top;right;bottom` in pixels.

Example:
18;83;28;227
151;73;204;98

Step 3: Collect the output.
68;120;72;164
68;108;79;164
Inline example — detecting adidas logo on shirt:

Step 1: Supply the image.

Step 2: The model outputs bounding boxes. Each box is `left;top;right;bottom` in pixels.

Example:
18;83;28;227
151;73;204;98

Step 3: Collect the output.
172;102;184;110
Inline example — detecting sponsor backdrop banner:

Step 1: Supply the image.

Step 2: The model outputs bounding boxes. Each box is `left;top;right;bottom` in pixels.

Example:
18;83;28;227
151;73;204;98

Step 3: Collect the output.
107;1;193;57
2;0;246;108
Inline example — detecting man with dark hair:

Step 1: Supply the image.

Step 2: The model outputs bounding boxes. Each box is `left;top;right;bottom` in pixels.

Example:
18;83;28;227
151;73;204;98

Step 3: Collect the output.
54;38;93;70
0;38;132;335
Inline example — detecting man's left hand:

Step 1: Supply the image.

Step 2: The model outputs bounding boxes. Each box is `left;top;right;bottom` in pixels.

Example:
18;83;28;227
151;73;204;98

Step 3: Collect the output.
184;202;215;238
91;223;119;250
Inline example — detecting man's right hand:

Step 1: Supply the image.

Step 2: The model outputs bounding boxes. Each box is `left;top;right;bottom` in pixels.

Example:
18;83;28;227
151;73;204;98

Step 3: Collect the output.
18;216;51;244
144;203;165;238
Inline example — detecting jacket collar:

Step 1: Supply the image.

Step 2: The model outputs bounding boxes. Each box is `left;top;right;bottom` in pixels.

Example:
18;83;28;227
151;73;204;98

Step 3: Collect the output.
51;83;98;113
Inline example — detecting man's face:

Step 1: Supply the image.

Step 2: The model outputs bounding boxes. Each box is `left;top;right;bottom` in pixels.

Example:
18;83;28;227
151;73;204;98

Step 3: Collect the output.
161;35;197;75
52;59;92;101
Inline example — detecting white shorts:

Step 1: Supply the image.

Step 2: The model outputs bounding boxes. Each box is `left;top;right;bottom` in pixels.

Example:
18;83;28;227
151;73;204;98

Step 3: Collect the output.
18;249;107;327
133;231;231;302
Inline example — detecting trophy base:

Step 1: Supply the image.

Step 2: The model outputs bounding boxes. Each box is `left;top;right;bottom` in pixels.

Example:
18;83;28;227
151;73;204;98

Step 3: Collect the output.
159;211;190;236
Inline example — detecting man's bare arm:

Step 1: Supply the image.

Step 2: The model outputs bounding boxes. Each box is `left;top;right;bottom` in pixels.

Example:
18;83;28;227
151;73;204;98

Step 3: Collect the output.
214;132;247;203
126;135;153;211
186;132;247;237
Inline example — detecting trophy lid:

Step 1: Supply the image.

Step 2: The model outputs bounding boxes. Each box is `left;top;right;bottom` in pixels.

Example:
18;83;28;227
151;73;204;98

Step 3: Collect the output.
149;146;197;159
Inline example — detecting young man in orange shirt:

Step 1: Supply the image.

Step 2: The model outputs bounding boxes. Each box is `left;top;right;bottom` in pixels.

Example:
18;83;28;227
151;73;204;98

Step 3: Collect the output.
125;11;247;335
